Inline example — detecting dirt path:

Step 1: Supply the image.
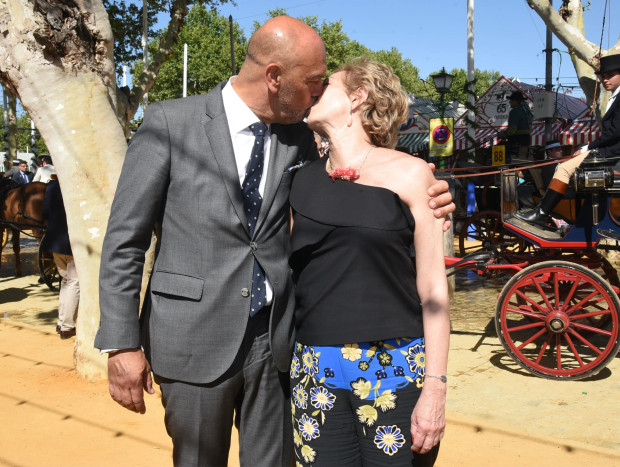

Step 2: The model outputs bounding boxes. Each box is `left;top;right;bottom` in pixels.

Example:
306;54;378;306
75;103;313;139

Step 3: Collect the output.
2;245;620;466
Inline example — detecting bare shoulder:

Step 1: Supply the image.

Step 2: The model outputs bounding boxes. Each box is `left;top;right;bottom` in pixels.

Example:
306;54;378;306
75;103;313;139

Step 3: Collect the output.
370;149;434;201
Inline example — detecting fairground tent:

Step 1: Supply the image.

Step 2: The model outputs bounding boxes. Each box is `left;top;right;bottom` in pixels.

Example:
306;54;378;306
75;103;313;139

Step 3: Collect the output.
559;107;601;146
397;95;466;154
452;76;589;150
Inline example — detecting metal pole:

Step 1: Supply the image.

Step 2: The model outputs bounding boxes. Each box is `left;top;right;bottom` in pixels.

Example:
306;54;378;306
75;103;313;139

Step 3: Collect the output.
229;15;236;76
30;119;36;155
3;86;8;159
142;0;148;107
544;0;553;143
183;43;188;98
466;0;476;155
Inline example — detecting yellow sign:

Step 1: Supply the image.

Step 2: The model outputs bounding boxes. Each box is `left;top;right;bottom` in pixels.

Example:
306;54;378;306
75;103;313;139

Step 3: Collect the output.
429;118;453;157
491;145;505;166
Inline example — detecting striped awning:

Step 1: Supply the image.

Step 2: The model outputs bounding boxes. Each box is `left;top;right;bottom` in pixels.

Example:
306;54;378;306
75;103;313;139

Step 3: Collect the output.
454;121;566;150
530;121;564;146
397;133;429;152
560;120;601;146
453;127;500;150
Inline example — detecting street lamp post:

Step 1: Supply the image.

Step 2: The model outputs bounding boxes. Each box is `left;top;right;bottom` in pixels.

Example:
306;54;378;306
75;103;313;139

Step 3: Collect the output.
430;67;455;168
431;67;455;117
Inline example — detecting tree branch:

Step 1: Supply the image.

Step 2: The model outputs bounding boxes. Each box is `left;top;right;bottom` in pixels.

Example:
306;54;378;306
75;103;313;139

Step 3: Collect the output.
526;0;600;68
77;0;120;114
126;0;191;119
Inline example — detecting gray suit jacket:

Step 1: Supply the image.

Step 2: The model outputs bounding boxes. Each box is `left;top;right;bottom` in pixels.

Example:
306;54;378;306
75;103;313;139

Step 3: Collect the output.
95;83;318;384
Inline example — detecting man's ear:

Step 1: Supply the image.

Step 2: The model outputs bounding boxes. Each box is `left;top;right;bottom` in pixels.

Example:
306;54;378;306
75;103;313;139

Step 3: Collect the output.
350;86;368;112
265;63;282;93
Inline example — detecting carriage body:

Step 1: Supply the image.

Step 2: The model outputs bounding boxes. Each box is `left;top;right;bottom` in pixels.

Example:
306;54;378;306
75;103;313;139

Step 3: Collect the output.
448;160;620;380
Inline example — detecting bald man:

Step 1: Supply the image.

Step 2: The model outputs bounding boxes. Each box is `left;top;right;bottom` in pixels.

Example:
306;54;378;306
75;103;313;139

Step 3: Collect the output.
95;16;453;466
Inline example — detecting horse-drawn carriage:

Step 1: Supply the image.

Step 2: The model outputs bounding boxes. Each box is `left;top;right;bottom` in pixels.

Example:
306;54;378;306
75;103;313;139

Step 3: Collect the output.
445;155;620;380
0;179;60;290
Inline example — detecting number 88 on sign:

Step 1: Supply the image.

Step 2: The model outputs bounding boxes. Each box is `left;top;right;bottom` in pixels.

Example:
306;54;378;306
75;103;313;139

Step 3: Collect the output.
491;145;505;166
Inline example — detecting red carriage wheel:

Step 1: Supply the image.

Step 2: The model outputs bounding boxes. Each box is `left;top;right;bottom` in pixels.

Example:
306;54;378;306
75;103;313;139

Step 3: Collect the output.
495;261;620;380
459;211;526;256
1;226;8;248
38;244;60;291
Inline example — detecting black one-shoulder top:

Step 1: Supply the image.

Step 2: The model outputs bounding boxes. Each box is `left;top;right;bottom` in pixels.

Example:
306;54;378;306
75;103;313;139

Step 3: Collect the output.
289;158;423;346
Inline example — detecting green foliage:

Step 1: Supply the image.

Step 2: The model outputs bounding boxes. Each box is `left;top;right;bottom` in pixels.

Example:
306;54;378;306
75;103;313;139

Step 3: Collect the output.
0;106;49;156
371;48;421;92
107;0;230;77
139;4;248;101
414;68;502;103
138;6;499;105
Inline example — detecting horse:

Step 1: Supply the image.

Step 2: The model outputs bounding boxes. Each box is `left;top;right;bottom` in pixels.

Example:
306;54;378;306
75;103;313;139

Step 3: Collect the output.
0;179;47;276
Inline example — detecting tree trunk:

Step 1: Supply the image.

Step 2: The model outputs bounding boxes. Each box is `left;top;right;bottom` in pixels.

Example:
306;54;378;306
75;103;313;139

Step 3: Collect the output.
0;0;126;379
24;68;126;379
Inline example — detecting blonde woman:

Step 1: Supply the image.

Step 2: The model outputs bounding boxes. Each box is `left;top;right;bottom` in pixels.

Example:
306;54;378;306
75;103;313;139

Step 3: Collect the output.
289;57;449;466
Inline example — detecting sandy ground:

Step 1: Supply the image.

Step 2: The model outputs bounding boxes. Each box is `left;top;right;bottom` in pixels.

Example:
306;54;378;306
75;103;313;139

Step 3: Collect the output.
2;242;620;466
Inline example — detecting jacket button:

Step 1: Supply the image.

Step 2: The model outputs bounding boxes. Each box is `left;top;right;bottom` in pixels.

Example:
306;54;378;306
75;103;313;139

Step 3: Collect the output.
250;242;258;251
241;288;250;297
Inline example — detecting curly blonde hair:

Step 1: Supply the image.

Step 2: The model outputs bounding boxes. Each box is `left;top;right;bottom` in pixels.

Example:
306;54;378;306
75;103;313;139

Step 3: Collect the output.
337;57;409;149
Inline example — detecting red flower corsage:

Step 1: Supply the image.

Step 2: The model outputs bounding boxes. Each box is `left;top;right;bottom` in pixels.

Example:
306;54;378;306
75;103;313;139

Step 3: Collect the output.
328;167;360;182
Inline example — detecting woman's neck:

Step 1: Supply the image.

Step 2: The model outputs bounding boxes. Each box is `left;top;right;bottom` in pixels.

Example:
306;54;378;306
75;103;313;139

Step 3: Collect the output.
326;131;374;169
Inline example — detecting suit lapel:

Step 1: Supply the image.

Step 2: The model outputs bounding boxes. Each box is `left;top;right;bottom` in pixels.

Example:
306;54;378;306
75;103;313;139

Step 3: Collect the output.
202;84;250;236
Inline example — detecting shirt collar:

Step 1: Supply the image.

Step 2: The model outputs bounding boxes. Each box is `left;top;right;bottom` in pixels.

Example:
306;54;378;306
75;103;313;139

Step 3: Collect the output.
222;77;269;134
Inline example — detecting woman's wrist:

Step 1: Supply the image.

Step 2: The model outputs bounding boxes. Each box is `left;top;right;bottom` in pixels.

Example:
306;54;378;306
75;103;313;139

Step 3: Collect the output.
425;374;447;383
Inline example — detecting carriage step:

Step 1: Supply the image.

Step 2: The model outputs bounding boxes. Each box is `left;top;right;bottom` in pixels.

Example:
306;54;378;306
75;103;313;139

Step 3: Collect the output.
504;216;564;240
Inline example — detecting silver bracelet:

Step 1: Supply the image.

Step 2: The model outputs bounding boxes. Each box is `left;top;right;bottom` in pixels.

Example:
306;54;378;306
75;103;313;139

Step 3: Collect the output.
425;374;447;383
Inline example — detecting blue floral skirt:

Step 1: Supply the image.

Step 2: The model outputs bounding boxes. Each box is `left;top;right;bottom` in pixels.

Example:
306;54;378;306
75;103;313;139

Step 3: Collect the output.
290;337;439;466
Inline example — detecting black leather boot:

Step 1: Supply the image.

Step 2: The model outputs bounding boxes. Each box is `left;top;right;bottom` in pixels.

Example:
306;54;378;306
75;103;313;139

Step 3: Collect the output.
514;189;564;230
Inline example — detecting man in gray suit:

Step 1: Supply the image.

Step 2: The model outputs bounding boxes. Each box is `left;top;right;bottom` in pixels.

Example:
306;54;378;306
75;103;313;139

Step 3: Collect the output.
95;16;454;466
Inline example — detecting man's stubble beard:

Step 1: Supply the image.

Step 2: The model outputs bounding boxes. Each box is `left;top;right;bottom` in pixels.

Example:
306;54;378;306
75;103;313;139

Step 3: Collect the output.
277;79;307;124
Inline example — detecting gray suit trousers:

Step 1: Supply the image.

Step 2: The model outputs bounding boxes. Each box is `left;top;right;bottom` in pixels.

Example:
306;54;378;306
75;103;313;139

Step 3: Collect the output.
156;311;293;467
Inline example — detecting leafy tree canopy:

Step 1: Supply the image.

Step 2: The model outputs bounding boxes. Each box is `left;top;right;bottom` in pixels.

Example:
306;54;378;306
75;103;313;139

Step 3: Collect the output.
139;6;499;105
414;68;502;103
140;4;248;101
107;0;231;76
0;105;49;157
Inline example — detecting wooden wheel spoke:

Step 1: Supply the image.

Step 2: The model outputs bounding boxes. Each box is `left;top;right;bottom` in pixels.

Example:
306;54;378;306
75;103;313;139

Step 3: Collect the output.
506;321;545;332
570;309;611;322
567;328;604;355
564;333;585;367
571;321;613;336
559;278;580;310
565;290;600;315
528;277;554;311
516;287;550;315
516;328;548;351
556;334;562;370
535;333;554;364
505;306;545;320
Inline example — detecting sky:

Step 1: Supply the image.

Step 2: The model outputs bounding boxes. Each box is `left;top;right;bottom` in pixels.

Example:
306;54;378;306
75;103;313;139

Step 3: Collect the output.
211;0;619;99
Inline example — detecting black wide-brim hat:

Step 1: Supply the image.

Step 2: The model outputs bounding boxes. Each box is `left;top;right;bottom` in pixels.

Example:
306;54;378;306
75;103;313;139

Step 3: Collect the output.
596;54;620;75
506;91;526;101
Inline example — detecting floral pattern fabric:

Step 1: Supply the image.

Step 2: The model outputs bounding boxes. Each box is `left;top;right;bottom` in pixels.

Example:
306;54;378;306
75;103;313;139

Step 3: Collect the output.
290;337;426;466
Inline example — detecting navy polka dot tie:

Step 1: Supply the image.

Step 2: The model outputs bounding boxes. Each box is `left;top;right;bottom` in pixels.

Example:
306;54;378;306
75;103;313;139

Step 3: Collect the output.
243;122;268;316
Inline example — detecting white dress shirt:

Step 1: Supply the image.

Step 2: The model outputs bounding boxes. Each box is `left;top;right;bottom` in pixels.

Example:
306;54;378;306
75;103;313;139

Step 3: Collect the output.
33;164;56;183
605;86;620;114
222;78;273;305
